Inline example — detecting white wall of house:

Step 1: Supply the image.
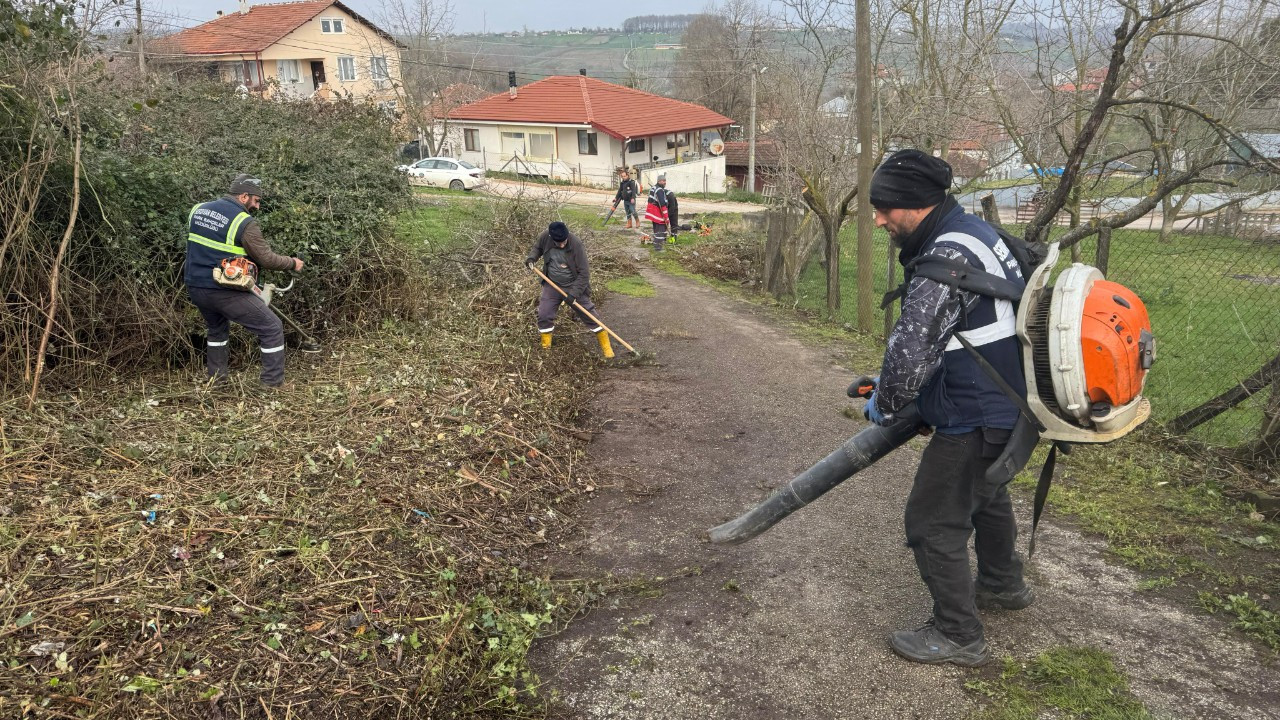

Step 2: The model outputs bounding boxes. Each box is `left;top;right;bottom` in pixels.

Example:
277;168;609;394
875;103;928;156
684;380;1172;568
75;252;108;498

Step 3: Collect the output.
453;122;623;187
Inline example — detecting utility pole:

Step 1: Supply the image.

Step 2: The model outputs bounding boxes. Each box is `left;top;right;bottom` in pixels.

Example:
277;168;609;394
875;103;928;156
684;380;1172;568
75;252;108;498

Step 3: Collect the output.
135;0;146;78
747;66;766;193
855;0;875;332
747;67;757;194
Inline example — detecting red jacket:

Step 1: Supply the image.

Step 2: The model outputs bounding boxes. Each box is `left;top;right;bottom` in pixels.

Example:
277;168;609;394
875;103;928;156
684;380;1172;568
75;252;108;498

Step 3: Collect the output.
644;186;669;224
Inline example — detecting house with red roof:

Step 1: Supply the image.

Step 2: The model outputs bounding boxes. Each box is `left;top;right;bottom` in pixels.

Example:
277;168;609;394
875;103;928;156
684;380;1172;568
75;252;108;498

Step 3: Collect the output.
152;0;402;105
447;74;734;192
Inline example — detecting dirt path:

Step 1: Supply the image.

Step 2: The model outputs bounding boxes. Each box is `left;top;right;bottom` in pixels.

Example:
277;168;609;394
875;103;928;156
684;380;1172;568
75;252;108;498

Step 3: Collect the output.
529;265;1279;719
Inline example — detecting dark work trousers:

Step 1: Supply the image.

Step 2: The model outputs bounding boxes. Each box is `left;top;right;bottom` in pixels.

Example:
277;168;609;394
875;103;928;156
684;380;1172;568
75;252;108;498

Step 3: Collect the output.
187;286;286;386
904;428;1024;644
650;221;668;252
536;283;601;333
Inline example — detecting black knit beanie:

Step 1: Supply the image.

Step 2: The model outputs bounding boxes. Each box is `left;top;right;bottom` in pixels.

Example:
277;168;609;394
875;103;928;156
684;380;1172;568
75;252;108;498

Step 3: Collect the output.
548;221;569;242
868;150;953;209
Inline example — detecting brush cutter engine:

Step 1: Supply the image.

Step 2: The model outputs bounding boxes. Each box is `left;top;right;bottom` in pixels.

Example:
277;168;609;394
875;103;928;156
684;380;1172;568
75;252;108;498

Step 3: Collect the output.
1018;244;1154;442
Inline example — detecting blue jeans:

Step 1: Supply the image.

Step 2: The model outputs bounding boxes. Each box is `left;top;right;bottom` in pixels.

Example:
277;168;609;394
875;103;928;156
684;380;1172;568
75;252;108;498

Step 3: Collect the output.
622;199;637;220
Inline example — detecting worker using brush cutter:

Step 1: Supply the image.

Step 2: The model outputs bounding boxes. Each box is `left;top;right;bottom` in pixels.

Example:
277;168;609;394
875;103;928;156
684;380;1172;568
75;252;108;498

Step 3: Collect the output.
183;174;305;387
524;221;614;358
644;174;673;251
867;150;1032;668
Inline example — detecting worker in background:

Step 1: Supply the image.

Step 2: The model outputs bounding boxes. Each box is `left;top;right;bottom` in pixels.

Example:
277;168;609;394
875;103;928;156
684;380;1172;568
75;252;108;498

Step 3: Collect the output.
865;150;1032;667
644;174;672;252
184;174;304;387
524;221;613;358
614;169;640;228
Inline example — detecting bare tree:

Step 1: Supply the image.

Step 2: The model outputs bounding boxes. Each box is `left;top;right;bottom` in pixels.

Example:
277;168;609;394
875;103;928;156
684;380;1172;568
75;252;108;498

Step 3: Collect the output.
676;2;766;124
378;0;459;157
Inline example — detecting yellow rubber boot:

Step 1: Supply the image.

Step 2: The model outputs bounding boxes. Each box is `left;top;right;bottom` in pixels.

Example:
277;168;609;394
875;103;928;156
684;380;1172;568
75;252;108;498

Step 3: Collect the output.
540;331;552;349
596;330;615;359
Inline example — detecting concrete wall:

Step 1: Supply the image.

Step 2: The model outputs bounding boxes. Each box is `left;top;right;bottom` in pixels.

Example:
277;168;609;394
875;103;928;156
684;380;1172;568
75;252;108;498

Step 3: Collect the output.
639;156;727;195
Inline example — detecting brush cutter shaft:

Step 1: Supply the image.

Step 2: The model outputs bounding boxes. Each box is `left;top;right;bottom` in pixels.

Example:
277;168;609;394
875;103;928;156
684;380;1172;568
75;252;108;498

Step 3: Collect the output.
708;405;922;545
528;265;637;355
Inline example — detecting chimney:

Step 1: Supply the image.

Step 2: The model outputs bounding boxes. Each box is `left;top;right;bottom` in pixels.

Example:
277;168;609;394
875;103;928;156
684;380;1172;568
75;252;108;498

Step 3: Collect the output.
238;0;249;15
216;10;223;16
579;68;586;76
508;71;517;99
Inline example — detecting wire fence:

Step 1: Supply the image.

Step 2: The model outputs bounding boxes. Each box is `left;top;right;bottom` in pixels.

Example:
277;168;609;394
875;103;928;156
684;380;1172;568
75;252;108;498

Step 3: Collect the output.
1063;213;1280;450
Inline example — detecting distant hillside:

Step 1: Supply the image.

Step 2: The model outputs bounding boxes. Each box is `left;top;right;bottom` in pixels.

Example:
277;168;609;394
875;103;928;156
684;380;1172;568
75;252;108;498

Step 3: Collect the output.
439;32;686;94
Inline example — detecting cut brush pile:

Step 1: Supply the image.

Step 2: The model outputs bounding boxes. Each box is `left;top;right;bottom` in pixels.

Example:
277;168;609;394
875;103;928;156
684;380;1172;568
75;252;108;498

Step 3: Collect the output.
0;197;635;719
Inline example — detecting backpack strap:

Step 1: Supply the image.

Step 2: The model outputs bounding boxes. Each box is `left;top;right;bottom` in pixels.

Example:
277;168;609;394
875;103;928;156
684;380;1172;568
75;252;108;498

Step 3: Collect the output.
880;254;1025;310
953;329;1070;557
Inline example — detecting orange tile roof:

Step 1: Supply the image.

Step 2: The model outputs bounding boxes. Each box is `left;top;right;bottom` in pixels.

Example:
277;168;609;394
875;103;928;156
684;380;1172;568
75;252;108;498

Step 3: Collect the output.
155;1;394;56
448;76;734;140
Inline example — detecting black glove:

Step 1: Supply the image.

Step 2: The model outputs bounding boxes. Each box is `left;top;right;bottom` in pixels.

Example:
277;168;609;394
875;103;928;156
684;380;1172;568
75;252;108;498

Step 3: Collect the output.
563;293;577;306
524;258;535;269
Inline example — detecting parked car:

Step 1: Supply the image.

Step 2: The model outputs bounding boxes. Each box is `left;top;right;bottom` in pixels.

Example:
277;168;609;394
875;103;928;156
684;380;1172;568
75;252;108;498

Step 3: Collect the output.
397;157;486;190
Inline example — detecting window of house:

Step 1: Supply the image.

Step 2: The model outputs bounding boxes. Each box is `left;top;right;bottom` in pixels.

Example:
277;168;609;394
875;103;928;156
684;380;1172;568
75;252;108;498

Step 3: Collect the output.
337;56;356;82
626;138;645;153
276;59;300;84
528;132;555;159
464;128;479;152
227;60;261;88
577;129;598;155
370;56;389;82
500;131;526;156
320;17;345;33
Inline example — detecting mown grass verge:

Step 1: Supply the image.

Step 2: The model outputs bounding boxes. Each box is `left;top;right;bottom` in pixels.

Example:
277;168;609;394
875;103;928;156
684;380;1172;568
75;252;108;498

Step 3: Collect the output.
0;197;635;718
967;647;1152;719
605;275;655;298
1024;435;1280;651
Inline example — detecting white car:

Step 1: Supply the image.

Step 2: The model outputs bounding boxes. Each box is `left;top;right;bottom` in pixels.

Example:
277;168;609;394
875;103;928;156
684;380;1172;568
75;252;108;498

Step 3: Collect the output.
398;156;486;190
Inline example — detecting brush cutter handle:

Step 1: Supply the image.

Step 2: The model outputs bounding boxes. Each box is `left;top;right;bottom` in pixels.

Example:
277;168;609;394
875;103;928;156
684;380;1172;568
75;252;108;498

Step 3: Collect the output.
847;375;878;399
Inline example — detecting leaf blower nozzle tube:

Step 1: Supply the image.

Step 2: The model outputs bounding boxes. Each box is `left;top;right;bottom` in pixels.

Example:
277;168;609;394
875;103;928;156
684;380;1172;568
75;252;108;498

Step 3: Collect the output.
707;405;922;545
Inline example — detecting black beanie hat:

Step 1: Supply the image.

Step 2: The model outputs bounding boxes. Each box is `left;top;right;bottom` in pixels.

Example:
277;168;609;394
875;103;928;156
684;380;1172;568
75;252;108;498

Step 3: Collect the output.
548;221;569;241
868;150;952;209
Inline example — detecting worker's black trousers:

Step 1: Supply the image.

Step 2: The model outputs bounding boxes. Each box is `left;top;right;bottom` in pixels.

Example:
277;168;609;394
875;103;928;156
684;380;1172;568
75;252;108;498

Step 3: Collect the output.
187;286;286;386
904;428;1025;644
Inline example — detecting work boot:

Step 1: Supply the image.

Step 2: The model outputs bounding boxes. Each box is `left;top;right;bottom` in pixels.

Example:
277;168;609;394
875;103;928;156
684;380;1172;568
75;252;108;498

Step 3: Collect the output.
595;329;614;359
260;345;286;386
975;583;1036;611
540;331;552;349
889;620;990;667
205;340;230;381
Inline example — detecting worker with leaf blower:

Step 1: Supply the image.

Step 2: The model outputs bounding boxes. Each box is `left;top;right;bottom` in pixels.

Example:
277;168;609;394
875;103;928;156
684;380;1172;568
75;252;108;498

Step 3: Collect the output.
614;169;640;228
524;221;613;358
184;174;305;387
866;150;1032;668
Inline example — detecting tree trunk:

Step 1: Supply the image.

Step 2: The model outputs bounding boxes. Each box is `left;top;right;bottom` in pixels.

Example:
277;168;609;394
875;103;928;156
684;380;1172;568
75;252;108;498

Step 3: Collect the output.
825;219;841;317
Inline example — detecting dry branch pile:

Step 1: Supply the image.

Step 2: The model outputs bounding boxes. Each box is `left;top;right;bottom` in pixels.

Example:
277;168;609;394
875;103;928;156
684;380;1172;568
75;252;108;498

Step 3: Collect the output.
0;198;632;718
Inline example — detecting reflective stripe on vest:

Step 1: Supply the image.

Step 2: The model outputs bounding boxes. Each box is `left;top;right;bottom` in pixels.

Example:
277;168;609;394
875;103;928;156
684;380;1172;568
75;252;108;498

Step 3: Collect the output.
188;206;251;256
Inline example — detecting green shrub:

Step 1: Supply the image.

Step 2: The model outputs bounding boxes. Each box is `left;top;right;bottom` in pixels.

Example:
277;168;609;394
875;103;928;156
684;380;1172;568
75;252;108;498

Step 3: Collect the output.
1;2;414;389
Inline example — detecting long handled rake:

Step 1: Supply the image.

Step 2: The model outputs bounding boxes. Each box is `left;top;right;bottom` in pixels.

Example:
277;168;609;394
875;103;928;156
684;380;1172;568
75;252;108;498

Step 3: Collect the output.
527;265;639;356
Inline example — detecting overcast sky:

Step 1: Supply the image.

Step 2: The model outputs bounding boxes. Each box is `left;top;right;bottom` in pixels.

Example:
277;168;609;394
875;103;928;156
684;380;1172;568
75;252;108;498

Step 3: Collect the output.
149;1;626;34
